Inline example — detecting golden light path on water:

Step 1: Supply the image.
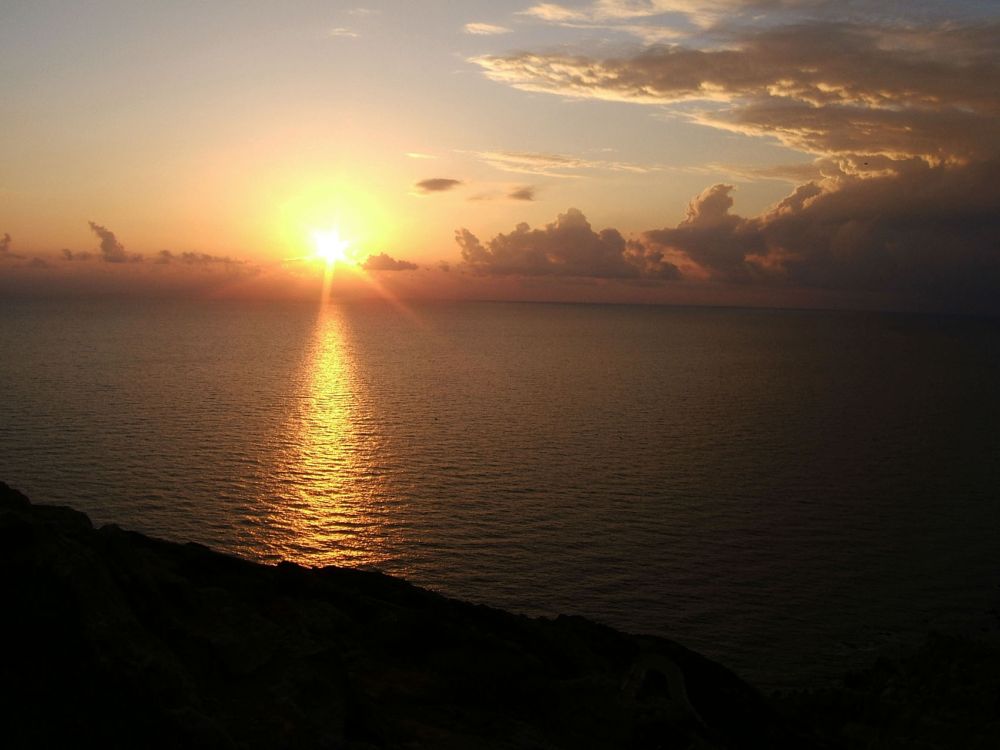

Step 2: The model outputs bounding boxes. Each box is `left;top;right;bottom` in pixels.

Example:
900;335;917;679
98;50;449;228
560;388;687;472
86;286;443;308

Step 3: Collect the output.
258;293;399;568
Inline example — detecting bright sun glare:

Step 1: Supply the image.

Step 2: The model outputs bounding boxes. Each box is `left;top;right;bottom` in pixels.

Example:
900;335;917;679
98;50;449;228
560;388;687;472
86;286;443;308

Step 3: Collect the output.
311;229;352;265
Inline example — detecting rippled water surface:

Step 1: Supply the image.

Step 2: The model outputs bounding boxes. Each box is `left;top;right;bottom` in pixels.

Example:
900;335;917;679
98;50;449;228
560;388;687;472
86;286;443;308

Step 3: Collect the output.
2;298;999;687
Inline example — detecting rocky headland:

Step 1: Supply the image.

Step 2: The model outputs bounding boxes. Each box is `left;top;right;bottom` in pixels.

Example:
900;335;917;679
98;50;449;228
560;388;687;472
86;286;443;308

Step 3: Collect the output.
1;481;997;748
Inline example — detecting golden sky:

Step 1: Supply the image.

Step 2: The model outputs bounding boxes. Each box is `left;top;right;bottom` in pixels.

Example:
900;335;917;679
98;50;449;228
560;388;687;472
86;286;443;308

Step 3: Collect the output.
1;1;998;312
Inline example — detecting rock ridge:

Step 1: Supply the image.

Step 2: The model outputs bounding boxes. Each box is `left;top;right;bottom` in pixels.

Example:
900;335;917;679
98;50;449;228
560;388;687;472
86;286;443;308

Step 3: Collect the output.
0;481;799;749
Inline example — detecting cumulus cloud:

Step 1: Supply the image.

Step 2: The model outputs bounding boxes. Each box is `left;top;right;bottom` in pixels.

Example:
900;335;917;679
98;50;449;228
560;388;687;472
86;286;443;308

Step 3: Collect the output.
464;22;512;35
641;160;1000;304
87;221;135;263
361;252;419;271
456;208;679;279
455;159;1000;308
509;186;536;201
416;178;463;193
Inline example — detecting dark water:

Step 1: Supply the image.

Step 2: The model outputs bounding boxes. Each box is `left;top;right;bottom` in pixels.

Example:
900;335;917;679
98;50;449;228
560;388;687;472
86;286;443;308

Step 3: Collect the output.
2;298;998;688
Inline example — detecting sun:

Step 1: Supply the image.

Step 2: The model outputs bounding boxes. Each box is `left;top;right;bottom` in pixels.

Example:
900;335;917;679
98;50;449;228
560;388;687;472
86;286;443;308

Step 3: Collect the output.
311;228;352;265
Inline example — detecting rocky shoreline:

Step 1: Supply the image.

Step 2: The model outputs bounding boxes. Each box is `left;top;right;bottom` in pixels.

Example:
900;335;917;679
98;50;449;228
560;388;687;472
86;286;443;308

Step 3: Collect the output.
1;481;996;748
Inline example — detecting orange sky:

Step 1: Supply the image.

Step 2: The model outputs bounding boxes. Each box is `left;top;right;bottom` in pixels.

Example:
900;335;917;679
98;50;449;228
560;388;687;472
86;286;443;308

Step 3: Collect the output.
2;1;998;313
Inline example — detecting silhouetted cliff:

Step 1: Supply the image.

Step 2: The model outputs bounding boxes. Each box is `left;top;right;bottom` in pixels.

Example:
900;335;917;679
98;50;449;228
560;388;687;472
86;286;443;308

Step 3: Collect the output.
1;481;996;748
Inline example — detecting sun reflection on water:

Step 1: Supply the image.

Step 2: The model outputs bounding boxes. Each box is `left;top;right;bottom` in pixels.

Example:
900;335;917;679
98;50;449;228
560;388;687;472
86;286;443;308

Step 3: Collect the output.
260;304;395;567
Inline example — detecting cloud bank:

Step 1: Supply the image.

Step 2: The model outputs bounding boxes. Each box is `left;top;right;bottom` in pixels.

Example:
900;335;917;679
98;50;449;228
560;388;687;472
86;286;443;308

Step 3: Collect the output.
465;16;1000;311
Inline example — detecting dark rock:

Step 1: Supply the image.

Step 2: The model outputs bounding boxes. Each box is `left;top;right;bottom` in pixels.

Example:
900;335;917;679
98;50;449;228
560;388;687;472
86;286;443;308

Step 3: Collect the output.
0;481;804;748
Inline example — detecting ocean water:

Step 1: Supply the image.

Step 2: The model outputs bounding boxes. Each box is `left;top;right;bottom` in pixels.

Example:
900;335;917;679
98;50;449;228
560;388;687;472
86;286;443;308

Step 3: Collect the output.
2;297;998;689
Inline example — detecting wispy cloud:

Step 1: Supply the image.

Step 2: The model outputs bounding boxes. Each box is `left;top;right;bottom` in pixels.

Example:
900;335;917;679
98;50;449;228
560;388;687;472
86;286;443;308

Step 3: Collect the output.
474;22;1000;164
328;27;359;38
471;150;660;176
406;151;436;159
464;22;513;36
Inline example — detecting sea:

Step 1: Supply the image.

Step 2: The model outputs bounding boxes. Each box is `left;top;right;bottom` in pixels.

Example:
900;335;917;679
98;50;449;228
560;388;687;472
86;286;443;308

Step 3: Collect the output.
2;297;998;689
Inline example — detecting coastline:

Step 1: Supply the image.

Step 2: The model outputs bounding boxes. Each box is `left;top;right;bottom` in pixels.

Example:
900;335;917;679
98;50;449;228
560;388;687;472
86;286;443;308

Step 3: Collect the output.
2;481;997;748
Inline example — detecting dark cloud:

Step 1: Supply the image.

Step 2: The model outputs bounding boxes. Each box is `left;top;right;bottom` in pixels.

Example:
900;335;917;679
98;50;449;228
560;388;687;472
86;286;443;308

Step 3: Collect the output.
26;257;49;269
361;252;419;271
0;232;24;266
155;250;244;266
61;248;94;261
87;221;134;263
508;186;536;201
416;178;463;193
0;232;22;261
643;160;1000;307
456;159;1000;309
456;208;679;280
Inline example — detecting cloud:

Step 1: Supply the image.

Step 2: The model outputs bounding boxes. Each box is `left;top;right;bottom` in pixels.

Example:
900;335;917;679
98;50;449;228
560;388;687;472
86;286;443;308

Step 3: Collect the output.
517;1;973;31
155;250;245;266
464;22;512;35
0;232;21;261
328;27;359;38
518;0;749;28
641;159;1000;307
87;221;135;263
472;150;658;176
61;248;94;261
454;157;1000;310
361;252;419;271
466;15;1000;310
456;208;679;279
406;151;435;159
473;21;1000;164
509;186;536;201
703;161;826;184
416;178;463;193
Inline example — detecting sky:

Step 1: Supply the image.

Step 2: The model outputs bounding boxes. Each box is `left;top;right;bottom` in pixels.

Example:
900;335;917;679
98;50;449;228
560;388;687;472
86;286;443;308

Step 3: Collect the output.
1;0;998;312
